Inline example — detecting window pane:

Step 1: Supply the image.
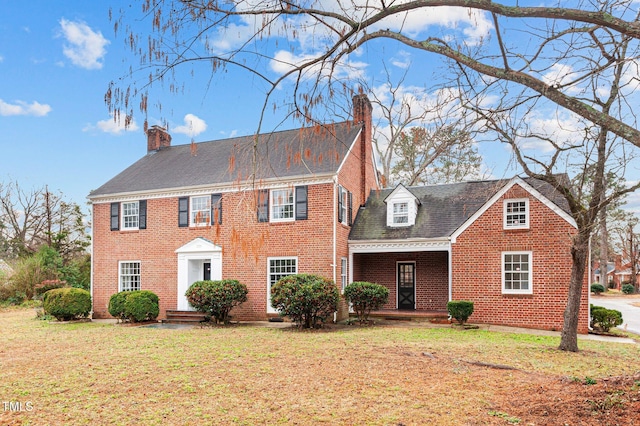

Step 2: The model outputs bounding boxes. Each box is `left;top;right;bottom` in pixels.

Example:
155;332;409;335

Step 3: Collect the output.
393;202;409;224
122;202;139;229
191;196;211;225
272;189;294;220
120;262;141;291
504;253;530;292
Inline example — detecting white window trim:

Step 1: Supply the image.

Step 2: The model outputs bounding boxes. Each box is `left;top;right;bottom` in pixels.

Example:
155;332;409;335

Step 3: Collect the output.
121;201;139;230
502;251;533;295
267;256;298;313
504;198;530;230
339;186;348;225
119;260;141;292
190;195;211;227
270;188;295;223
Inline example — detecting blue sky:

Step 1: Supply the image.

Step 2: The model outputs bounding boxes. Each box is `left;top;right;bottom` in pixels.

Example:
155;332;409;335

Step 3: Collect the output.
2;1;639;215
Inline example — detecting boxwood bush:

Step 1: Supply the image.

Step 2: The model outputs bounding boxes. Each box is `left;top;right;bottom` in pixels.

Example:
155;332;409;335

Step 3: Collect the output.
43;287;91;321
124;290;160;322
590;304;623;332
271;274;339;329
108;290;159;322
447;300;474;325
343;281;389;324
590;283;606;295
622;283;636;294
185;279;248;324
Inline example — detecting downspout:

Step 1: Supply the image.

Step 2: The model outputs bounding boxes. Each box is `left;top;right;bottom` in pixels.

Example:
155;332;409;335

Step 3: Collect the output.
588;235;592;330
89;202;94;317
448;238;452;322
333;176;338;323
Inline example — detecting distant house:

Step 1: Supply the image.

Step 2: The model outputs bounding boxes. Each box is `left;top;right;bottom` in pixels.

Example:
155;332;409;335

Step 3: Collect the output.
349;177;590;333
89;95;589;333
594;254;640;289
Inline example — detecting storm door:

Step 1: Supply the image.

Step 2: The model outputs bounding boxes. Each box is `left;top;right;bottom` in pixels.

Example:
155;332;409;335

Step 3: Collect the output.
397;262;416;310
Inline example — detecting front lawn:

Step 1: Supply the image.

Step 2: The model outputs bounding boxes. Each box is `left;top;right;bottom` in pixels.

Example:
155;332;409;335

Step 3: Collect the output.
1;309;639;425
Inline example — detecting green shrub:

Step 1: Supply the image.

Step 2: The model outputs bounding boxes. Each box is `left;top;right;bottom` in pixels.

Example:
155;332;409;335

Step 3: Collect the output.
343;281;389;324
108;292;129;320
590;283;606;295
123;290;159;322
271;274;339;329
590;305;623;332
108;290;160;322
622;283;635;294
447;300;474;325
42;288;91;321
185;280;248;324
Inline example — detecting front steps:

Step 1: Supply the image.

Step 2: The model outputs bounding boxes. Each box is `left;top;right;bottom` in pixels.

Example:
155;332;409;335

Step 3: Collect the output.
163;310;207;324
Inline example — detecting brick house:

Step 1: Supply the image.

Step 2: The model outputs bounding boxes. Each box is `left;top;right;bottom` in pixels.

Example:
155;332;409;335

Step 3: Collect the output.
89;94;589;333
89;95;378;320
349;178;590;333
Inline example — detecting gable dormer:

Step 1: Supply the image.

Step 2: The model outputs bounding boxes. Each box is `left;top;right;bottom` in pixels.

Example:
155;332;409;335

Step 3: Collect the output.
384;184;420;227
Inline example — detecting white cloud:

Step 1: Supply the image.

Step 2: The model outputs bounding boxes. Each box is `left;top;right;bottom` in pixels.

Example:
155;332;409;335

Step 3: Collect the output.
516;111;583;153
172;114;208;137
59;19;109;70
270;50;367;81
0;99;51;116
84;113;139;135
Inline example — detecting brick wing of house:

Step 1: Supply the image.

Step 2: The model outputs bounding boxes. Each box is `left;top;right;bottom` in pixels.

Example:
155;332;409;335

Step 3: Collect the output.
89;95;378;321
349;177;590;333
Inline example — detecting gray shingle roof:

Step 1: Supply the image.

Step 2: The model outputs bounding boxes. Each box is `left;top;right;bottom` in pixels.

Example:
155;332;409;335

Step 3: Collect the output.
89;121;362;198
349;177;572;241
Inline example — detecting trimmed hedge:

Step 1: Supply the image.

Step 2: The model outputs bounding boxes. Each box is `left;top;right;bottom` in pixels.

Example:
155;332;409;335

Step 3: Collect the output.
590;304;623;332
447;300;474;325
343;281;389;324
590;283;606;295
622;283;636;294
108;290;159;322
43;287;91;321
185;280;248;324
271;274;339;329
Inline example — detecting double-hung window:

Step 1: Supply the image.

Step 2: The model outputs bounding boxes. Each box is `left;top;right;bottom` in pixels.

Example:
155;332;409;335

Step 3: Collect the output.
191;195;211;226
122;201;139;230
393;202;409;224
502;252;532;294
111;200;147;231
119;261;141;292
271;189;295;222
341;258;348;292
337;185;352;225
267;257;298;312
504;199;529;229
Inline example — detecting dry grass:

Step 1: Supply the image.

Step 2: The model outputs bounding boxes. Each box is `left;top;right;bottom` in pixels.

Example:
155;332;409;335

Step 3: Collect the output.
1;309;639;425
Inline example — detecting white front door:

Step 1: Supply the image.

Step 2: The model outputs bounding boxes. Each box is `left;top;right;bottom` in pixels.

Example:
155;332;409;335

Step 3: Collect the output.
175;238;222;311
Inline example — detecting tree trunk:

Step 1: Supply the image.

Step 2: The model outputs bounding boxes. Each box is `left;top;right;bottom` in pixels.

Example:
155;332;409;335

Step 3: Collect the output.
559;231;589;352
599;205;608;288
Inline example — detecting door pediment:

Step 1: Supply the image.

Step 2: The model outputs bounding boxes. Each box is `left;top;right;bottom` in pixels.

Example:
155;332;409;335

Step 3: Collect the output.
175;237;221;254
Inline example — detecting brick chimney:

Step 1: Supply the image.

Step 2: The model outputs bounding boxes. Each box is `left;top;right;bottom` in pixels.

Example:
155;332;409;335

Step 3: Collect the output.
147;125;172;152
353;94;374;203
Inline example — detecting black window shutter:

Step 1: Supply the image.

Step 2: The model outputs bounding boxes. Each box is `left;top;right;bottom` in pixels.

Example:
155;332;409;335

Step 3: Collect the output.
257;190;269;222
110;202;119;231
178;197;189;227
211;194;222;224
347;191;353;226
295;186;308;220
139;200;147;230
337;186;344;223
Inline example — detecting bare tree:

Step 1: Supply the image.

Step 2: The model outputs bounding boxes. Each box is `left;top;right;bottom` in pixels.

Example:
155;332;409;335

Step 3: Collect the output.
107;1;640;351
0;182;90;260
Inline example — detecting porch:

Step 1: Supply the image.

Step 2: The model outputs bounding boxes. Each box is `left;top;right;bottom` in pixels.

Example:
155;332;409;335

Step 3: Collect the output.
349;243;451;313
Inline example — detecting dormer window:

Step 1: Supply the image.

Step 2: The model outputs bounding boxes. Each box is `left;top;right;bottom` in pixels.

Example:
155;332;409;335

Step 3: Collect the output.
384;184;419;228
393;202;409;224
504;199;529;229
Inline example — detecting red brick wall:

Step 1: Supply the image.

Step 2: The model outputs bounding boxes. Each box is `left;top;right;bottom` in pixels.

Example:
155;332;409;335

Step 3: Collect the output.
451;184;590;333
93;184;337;320
354;252;448;310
